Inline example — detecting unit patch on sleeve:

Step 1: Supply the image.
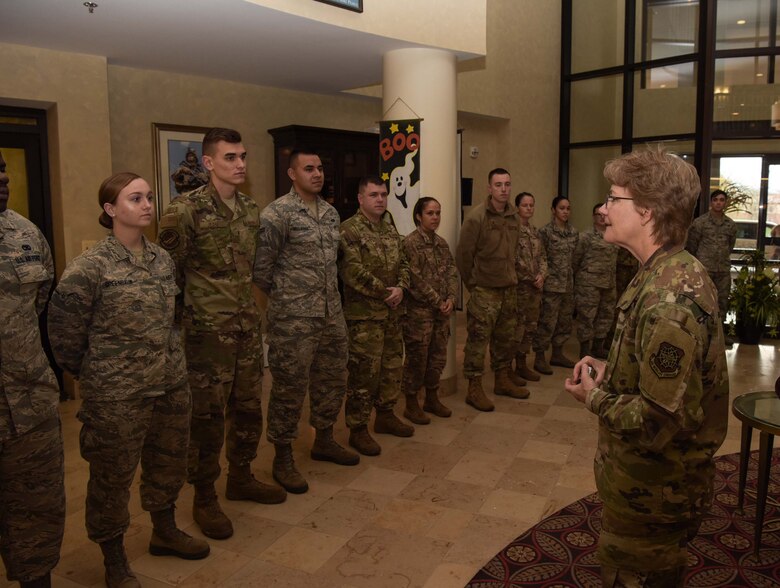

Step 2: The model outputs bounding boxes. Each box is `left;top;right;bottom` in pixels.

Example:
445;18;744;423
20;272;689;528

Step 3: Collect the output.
649;341;685;379
158;229;181;251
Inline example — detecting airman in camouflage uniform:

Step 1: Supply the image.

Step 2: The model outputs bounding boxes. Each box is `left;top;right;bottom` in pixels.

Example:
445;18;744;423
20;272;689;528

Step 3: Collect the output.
0;150;65;588
456;169;527;412
606;246;640;343
565;148;728;587
254;149;358;494
400;197;458;425
533;196;579;374
685;189;737;323
157;129;285;542
513;192;548;382
339;176;412;456
573;204;619;359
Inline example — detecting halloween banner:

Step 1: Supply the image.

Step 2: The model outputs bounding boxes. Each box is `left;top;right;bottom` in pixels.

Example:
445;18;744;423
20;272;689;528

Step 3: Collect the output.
379;119;420;236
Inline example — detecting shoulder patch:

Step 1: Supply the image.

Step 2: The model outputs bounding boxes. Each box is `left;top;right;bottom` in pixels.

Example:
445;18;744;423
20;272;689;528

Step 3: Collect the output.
158;229;181;251
159;214;182;229
650;341;685;378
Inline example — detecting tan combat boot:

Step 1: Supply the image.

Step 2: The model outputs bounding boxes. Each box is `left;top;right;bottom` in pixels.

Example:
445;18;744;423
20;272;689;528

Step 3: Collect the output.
508;368;527;387
466;377;494;412
494;368;530;399
99;536;140;588
423;386;452;418
374;409;415;437
271;444;308;494
193;485;233;540
311;426;360;466
348;425;381;456
550;346;576;368
403;392;431;425
533;352;553;375
515;353;541;382
149;506;210;560
227;464;288;503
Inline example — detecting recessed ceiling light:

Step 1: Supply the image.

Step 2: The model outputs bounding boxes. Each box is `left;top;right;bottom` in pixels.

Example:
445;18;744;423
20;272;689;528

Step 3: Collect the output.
737;19;747;25
732;112;740;116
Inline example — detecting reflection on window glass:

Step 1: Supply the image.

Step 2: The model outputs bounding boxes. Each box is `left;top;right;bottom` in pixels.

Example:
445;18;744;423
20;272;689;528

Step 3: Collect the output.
572;0;624;73
716;0;772;50
568;145;622;230
715;156;762;254
570;75;623;143
644;62;696;89
716;56;769;87
639;0;698;62
713;58;773;125
635;67;697;136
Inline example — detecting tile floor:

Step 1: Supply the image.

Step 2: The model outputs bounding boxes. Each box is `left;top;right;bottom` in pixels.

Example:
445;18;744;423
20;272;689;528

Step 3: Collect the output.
2;315;778;588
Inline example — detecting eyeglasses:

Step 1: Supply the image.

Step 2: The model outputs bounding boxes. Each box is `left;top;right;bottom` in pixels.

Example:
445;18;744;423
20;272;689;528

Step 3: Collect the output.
605;193;634;207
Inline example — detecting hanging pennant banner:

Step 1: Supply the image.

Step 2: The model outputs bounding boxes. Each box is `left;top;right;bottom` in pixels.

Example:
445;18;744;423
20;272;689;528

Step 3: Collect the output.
379;119;421;236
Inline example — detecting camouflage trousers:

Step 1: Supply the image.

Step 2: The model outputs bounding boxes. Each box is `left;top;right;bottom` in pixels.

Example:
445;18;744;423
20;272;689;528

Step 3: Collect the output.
514;281;542;355
79;383;190;543
708;270;731;322
463;286;517;379
0;415;65;583
401;305;451;394
345;317;403;429
575;283;616;342
185;328;263;487
533;290;574;352
266;311;348;444
598;508;696;588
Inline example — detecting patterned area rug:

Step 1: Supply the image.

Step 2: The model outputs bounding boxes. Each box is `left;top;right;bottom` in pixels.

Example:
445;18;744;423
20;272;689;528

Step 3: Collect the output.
467;451;780;587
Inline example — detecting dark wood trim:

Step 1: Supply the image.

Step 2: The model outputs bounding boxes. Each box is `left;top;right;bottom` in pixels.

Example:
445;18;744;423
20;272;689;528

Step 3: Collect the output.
558;0;573;197
693;0;716;213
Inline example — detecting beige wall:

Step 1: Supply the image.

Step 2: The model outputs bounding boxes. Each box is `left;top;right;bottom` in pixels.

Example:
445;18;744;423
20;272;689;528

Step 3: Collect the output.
0;42;113;272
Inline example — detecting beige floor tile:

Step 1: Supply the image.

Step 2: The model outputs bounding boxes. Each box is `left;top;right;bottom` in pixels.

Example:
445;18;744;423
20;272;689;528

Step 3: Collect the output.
556;463;598;493
544;404;594;423
496;456;563;496
373;498;444;535
372;441;467;478
220;558;331;587
211;512;291;557
450;424;531;457
408;422;462;446
178;550;253;587
346;466;416;497
299;489;390;538
130;549;213;585
478;488;549;523
399;475;490;512
423;563;480;587
516;439;572;464
425;509;475;542
470;411;523;429
445;450;514;488
246;481;341;525
259;526;347;575
444;514;527;567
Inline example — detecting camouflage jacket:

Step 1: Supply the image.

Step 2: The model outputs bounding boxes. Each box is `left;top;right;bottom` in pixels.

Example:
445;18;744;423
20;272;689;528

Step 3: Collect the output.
339;210;410;321
48;236;186;401
157;182;261;332
573;228;618;289
402;227;458;311
515;222;548;284
685;212;736;273
586;246;729;523
538;221;578;293
254;188;341;318
456;197;520;289
0;210;59;441
615;246;639;296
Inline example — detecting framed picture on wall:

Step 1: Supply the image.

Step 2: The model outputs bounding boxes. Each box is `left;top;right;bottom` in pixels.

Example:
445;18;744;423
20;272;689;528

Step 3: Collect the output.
152;123;211;218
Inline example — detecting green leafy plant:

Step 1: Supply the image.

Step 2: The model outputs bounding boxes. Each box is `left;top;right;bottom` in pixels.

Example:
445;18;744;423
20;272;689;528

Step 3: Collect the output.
720;180;755;215
729;249;780;338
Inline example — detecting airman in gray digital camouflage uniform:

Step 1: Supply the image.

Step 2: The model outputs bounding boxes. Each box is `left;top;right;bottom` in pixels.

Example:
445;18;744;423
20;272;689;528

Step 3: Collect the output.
573;203;619;359
339;176;412;457
565;148;728;587
254;148;358;494
0;150;65;588
157;128;285;542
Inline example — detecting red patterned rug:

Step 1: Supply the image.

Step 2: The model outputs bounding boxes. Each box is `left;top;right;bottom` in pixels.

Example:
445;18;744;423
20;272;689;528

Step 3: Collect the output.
467;451;780;587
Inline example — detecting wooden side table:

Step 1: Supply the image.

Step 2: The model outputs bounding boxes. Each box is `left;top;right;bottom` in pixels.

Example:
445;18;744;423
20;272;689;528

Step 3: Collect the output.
732;390;780;557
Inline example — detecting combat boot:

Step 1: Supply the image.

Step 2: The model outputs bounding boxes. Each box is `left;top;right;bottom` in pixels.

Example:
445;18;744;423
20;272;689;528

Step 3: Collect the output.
466;377;494;412
193;485;233;539
592;338;608;359
149;506;210;560
20;573;51;588
227;464;287;503
508;368;527;387
99;536;140;588
271;445;308;494
311;426;360;466
579;340;592;358
515;353;541;382
533;352;553;375
348;425;381;456
374;409;415;437
550;346;576;368
403;392;431;425
494;368;530;399
423;386;452;418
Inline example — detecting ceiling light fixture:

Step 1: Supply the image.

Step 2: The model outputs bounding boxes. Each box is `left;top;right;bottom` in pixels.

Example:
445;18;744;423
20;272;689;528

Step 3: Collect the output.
83;2;98;13
737;19;746;25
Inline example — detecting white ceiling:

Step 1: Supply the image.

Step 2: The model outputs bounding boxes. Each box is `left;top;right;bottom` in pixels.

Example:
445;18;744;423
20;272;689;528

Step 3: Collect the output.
4;0;478;94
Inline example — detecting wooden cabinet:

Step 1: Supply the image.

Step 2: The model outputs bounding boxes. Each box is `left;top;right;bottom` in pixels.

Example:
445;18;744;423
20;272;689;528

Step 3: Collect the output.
268;125;379;221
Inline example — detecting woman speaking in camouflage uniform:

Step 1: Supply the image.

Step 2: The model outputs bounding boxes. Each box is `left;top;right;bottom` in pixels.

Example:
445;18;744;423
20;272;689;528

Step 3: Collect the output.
48;173;209;588
400;197;458;424
513;192;548;382
532;195;579;374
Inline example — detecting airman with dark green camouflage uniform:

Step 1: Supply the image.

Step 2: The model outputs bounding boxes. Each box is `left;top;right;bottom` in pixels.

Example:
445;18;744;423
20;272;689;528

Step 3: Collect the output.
0;150;65;588
254;149;358;494
157;129;285;542
565;148;728;587
339;176;412;456
573;204;619;359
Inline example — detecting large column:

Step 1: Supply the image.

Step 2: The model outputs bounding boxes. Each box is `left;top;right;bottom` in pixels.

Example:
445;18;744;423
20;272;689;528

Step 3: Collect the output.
383;48;459;395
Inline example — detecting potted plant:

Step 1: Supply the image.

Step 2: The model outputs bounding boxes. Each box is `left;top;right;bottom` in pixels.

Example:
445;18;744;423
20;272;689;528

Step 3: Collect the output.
728;249;780;344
